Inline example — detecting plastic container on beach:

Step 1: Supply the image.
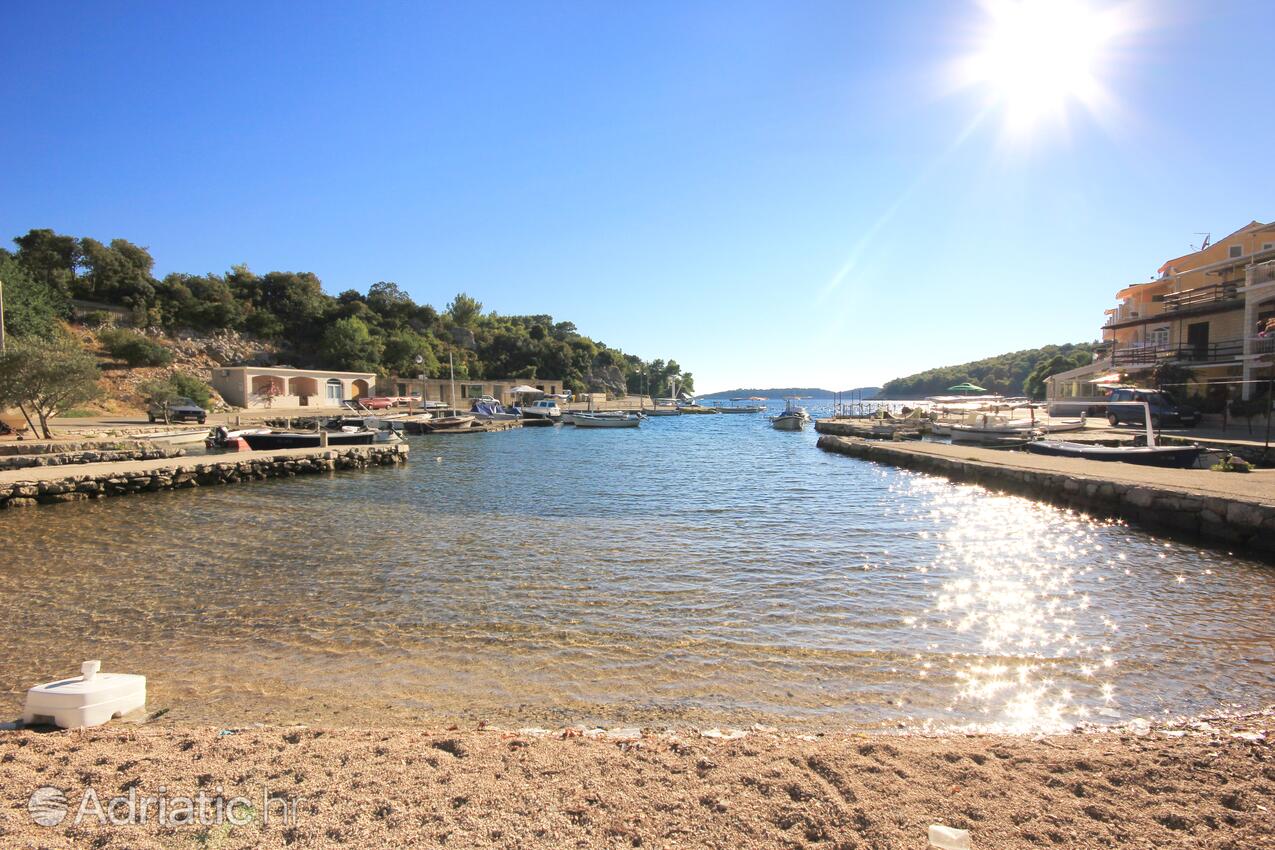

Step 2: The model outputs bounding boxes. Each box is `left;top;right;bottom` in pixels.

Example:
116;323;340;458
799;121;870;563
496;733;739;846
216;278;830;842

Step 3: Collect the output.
23;661;146;729
928;824;972;850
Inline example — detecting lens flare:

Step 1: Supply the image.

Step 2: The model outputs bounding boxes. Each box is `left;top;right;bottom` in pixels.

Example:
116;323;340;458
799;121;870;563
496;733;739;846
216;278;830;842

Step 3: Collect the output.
954;0;1137;137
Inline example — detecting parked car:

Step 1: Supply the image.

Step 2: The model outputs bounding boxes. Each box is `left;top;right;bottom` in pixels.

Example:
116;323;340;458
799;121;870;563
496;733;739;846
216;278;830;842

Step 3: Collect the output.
358;397;395;410
148;397;206;424
1105;388;1199;428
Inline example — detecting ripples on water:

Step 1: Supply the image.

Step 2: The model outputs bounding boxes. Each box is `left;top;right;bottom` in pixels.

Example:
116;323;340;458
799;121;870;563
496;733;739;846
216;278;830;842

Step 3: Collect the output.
0;402;1271;731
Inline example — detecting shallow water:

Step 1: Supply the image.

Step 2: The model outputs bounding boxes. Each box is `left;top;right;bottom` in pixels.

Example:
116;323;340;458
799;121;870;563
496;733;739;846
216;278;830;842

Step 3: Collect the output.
1;402;1272;731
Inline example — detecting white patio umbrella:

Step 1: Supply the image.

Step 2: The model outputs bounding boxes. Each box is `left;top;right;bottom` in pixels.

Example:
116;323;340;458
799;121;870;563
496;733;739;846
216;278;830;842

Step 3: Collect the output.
509;385;543;395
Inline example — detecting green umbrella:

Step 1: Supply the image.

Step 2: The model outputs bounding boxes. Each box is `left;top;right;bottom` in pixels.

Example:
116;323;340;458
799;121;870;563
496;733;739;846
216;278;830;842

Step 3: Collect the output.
947;382;987;394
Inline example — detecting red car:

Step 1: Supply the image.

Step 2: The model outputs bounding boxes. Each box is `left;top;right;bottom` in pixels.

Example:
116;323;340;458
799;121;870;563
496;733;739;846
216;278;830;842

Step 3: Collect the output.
358;397;395;410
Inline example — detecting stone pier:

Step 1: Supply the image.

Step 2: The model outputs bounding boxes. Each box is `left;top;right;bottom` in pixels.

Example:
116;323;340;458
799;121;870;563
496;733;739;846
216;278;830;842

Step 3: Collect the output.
0;444;409;509
817;435;1275;558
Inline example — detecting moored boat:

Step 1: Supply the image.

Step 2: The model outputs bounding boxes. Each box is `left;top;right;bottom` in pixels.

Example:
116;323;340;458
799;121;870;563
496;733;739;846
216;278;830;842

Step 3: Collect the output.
573;413;641;428
241;430;378;450
771;398;810;431
1026;441;1202;468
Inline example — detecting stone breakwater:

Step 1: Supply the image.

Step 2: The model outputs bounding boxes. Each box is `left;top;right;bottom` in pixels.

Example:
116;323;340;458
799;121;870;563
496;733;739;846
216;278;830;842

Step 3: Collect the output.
817;435;1275;557
0;445;408;509
0;445;184;471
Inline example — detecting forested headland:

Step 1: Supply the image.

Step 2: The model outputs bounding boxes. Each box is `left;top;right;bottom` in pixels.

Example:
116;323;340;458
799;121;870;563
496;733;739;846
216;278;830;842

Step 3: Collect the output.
879;343;1099;399
0;228;693;399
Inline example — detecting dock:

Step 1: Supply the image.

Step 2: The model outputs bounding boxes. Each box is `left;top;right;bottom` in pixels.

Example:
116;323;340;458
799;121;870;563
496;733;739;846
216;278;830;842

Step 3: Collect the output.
0;444;409;509
817;435;1275;557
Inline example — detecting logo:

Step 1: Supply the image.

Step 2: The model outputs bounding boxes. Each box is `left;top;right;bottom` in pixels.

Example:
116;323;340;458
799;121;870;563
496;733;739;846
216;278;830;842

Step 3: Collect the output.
28;786;68;827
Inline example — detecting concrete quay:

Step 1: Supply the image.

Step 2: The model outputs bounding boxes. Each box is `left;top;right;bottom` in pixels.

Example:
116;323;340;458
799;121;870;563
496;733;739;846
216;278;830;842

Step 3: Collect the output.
0;444;409;509
817;435;1275;557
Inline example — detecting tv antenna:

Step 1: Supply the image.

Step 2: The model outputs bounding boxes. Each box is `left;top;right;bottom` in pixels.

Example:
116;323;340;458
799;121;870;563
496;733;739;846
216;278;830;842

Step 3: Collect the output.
1191;232;1211;252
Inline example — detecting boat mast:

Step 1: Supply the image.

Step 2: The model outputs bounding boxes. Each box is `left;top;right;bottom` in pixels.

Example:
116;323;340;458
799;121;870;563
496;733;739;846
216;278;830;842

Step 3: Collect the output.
449;352;457;414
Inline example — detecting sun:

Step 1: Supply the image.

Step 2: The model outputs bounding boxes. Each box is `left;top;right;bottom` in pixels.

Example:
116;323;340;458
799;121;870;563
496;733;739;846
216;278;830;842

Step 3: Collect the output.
956;0;1132;136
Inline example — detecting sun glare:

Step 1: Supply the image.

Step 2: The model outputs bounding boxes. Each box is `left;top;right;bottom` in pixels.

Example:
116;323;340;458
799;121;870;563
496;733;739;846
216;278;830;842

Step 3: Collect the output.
956;0;1133;136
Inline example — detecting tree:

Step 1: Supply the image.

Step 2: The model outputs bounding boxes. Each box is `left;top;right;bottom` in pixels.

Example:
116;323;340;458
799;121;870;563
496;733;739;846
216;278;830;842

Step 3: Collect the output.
1150;362;1195;397
318;316;383;372
382;329;438;377
0;252;66;339
0;335;101;438
12;229;80;297
446;292;483;328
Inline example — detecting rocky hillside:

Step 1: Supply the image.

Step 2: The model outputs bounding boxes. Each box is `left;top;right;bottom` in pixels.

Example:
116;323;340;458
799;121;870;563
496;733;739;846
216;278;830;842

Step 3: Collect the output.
67;323;279;414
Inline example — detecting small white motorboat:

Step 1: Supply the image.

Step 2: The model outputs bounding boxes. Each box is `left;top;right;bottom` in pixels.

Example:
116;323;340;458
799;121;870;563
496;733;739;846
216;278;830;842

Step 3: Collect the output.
522;399;562;420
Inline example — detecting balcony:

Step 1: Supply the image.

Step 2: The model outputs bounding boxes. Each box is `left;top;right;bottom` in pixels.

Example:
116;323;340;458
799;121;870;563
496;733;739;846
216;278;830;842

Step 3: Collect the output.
1110;339;1245;367
1249;336;1275;358
1161;281;1242;313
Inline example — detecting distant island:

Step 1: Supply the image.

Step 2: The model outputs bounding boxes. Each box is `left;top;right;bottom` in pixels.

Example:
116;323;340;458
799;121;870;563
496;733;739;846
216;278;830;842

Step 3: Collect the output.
698;386;880;400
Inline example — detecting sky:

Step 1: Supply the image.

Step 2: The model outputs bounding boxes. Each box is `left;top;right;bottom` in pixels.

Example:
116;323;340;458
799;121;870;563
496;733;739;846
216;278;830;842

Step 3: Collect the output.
2;1;1273;394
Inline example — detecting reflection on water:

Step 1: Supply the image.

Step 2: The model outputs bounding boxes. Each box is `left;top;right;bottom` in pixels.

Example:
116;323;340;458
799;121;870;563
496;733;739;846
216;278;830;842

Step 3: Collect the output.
0;403;1271;730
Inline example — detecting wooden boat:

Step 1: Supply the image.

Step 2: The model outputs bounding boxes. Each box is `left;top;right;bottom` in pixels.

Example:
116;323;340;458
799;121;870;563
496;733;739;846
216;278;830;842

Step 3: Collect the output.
241;430;377;450
644;407;681;416
771;399;810;431
1026;441;1202;468
140;429;212;446
422;415;476;431
573;413;640;429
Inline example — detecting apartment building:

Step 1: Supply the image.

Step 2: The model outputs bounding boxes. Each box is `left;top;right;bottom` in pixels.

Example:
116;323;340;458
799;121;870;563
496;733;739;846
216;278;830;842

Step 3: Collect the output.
1049;220;1275;406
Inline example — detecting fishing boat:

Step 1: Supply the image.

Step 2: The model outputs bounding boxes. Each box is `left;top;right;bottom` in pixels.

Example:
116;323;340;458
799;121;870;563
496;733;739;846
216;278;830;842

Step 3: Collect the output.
573;413;641;429
1025;401;1200;468
771;398;810;431
422;414;476;431
713;397;767;413
241;430;377;450
1025;441;1202;468
644;406;681;416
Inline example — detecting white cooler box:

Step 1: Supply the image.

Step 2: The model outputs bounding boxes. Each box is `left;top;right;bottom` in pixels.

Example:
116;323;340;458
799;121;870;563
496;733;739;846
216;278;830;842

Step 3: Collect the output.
23;661;146;729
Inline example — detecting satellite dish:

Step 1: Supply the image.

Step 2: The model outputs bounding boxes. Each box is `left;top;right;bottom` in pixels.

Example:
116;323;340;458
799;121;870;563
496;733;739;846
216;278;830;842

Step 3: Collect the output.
414;355;424;365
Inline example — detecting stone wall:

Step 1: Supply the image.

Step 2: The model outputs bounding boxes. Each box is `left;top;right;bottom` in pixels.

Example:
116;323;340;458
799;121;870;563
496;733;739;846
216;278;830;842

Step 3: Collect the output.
0;446;184;471
0;445;408;509
0;440;167;457
817;435;1275;558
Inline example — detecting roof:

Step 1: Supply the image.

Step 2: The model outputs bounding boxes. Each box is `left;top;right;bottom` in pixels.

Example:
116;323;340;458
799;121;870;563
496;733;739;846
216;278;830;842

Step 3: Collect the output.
215;365;377;378
1157;220;1274;275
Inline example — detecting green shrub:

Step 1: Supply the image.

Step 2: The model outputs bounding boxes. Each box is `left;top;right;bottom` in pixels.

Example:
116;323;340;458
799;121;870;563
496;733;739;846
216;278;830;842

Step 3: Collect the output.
99;328;172;367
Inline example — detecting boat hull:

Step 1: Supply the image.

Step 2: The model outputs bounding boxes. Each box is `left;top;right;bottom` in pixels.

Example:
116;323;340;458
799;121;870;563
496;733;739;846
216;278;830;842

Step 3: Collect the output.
1026;441;1202;468
771;415;807;431
573;415;640;428
241;431;376;450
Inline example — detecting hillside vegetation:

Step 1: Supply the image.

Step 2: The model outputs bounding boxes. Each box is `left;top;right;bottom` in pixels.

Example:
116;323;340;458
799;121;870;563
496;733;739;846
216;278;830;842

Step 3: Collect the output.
1;229;693;400
879;343;1099;399
701;387;880;399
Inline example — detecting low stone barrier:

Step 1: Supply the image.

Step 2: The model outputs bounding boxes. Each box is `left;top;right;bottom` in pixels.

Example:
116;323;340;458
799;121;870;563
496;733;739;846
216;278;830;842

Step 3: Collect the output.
817;435;1275;557
0;445;408;509
0;440;165;457
0;446;184;471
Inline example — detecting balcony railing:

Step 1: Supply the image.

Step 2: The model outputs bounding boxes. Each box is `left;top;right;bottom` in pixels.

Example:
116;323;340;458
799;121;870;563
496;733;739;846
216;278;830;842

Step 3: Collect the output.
1161;281;1242;312
1249;336;1275;357
1110;339;1245;366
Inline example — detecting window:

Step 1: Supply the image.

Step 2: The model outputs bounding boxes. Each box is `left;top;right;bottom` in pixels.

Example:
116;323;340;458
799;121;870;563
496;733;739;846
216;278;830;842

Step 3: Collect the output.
1263;242;1274;252
325;379;343;402
1229;245;1243;258
490;385;503;399
461;384;483;399
1148;327;1169;347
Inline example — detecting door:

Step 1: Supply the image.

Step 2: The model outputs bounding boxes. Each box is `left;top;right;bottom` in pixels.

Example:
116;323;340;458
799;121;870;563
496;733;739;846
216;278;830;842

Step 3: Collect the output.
1186;322;1209;360
325;379;343;403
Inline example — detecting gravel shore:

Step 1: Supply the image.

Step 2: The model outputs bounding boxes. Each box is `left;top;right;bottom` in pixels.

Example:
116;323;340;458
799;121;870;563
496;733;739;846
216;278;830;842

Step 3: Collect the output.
1;713;1270;848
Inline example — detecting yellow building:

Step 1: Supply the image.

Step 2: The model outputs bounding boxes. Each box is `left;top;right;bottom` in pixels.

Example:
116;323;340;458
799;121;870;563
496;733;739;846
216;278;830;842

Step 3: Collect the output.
1050;220;1275;407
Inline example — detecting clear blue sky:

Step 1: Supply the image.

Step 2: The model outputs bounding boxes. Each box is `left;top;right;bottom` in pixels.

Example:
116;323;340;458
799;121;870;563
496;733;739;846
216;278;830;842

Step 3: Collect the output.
2;1;1272;392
